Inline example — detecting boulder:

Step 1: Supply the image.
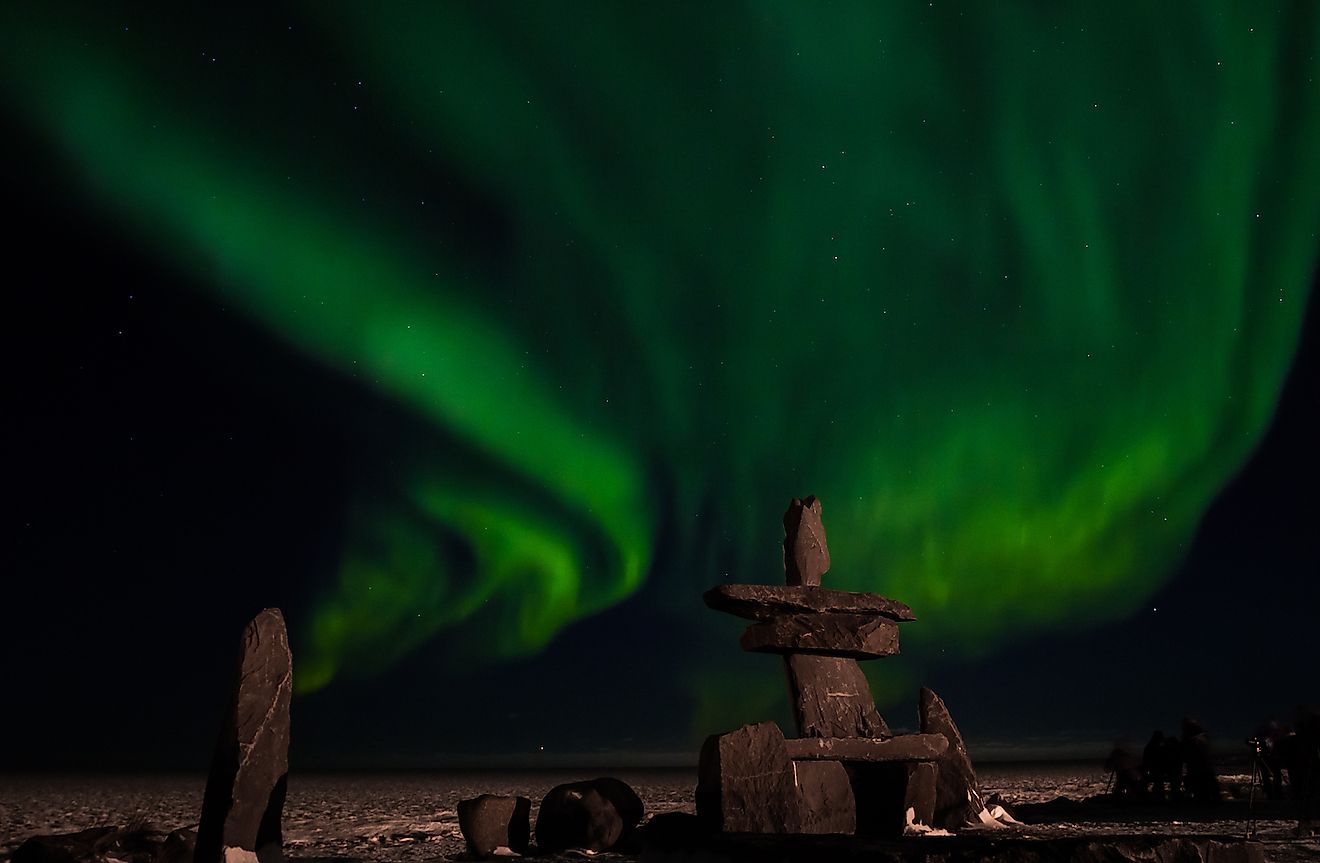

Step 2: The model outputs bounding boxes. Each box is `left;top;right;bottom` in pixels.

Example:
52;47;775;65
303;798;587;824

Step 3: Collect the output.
195;609;292;863
919;687;984;829
584;776;645;831
783;496;830;586
457;794;530;858
784;655;890;739
704;585;915;622
696;721;805;833
741;614;899;659
534;777;642;853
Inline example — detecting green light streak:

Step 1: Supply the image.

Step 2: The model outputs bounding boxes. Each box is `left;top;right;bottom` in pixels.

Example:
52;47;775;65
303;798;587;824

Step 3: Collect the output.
2;3;1316;720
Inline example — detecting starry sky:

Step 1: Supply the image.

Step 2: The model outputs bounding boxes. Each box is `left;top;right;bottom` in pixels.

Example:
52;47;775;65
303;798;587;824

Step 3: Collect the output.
3;2;1319;769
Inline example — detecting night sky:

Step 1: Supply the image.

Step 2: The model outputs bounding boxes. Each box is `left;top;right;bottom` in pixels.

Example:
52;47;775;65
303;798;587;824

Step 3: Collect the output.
4;3;1318;770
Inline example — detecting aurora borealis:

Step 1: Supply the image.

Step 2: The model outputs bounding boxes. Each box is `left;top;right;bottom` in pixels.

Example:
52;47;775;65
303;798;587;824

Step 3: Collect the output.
4;2;1319;759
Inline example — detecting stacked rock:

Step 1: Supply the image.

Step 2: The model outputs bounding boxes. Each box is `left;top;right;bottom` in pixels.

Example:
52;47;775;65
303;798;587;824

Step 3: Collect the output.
697;496;948;837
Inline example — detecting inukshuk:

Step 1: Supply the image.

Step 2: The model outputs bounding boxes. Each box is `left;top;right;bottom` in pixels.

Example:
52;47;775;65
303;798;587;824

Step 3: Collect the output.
698;496;947;837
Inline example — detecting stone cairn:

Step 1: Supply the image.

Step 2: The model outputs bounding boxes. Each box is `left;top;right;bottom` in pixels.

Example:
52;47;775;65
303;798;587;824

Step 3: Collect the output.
697;496;973;837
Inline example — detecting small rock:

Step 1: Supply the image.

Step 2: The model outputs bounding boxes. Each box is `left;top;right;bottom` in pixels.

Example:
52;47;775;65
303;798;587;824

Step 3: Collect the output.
457;795;530;858
783;496;830;586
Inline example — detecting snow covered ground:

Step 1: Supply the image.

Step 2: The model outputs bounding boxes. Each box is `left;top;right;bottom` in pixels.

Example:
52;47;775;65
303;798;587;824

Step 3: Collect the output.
1;764;1315;862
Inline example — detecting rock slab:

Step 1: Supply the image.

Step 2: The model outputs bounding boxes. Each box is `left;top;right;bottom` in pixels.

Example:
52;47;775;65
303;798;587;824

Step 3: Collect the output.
534;777;642;853
785;734;947;763
783;496;830;586
742;613;900;659
704;584;916;622
697;721;806;833
195;609;292;863
457;794;530;858
784;654;890;739
794;761;857;834
919;687;985;829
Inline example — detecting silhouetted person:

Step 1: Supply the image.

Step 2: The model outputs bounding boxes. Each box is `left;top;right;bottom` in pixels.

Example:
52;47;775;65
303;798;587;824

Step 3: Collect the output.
1252;718;1289;801
1180;717;1221;804
1105;743;1144;800
1143;731;1170;799
1287;706;1320;837
1161;733;1184;799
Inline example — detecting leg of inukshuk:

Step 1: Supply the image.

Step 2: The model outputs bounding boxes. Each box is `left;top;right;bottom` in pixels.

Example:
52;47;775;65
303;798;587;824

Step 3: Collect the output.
696;722;805;833
795;761;856;834
783;496;829;586
195;609;292;863
904;762;938;829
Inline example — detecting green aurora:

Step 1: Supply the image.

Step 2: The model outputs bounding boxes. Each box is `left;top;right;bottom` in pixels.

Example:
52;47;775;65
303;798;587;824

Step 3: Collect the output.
4;3;1318;724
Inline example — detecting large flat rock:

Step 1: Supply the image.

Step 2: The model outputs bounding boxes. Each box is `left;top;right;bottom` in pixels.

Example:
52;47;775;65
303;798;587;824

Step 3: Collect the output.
741;614;900;659
785;734;948;763
705;584;916;622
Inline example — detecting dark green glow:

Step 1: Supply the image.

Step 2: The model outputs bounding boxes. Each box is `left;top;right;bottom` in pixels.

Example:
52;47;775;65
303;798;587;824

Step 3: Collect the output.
3;4;1317;718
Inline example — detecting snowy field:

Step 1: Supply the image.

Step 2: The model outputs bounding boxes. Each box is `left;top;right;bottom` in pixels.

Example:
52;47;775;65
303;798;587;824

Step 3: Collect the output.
1;764;1316;862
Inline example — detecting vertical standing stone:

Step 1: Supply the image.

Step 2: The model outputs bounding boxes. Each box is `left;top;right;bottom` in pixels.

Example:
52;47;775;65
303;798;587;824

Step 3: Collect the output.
195;609;292;863
919;687;985;829
783;496;830;586
784;654;890;739
696;722;805;833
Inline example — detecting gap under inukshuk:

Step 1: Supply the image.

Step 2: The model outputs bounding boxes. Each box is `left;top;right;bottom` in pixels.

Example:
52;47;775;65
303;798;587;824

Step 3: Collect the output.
697;496;987;837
